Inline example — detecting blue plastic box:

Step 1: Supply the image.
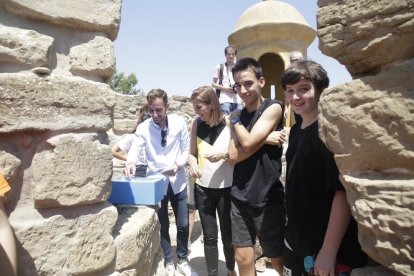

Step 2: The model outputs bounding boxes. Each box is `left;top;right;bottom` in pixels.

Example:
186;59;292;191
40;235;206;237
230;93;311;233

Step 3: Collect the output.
109;175;168;205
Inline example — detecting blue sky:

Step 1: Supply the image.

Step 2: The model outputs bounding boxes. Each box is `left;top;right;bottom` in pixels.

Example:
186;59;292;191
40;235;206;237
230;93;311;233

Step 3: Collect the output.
114;0;351;97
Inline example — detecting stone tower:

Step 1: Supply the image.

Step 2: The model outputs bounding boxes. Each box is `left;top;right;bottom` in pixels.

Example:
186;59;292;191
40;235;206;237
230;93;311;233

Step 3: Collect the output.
228;0;315;102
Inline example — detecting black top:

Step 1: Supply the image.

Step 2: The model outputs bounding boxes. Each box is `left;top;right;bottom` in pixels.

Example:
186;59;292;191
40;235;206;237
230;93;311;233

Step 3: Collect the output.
196;118;226;145
285;121;367;267
231;99;285;208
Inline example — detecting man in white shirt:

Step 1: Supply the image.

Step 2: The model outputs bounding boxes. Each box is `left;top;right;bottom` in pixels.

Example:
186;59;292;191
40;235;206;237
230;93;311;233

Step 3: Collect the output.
125;89;196;276
211;45;242;115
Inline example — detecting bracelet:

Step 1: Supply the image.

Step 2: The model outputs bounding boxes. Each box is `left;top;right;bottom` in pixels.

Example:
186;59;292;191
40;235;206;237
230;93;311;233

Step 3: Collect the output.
231;117;241;125
223;152;229;161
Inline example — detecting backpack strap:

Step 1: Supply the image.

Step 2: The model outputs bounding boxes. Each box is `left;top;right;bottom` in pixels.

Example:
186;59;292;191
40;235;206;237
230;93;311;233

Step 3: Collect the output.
216;63;225;98
218;63;224;85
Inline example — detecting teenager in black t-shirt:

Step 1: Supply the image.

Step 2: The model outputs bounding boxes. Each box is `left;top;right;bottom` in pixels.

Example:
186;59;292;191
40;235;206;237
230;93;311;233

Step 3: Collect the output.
281;60;367;275
228;58;286;275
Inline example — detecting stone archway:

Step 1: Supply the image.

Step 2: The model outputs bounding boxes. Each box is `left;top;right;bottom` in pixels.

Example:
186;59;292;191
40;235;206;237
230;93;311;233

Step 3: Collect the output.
258;53;285;101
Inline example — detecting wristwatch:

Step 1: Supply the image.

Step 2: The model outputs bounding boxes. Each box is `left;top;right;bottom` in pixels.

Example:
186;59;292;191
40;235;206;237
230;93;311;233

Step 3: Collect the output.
223;152;229;161
231;117;241;125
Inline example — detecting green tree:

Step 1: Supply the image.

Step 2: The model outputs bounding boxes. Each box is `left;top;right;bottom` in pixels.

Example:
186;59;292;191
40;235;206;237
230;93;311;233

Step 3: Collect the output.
109;71;143;95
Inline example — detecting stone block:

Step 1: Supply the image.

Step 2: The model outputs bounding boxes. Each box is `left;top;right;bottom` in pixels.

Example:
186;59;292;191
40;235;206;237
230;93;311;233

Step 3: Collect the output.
31;133;113;208
3;0;121;40
343;173;414;275
0;74;115;133
113;206;160;274
318;0;414;76
10;203;118;276
352;265;395;275
69;35;116;80
0;149;21;180
319;60;414;173
0;24;53;66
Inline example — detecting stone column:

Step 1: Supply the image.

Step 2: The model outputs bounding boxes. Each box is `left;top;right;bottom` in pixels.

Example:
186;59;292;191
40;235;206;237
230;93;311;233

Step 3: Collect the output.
0;1;163;275
317;1;414;275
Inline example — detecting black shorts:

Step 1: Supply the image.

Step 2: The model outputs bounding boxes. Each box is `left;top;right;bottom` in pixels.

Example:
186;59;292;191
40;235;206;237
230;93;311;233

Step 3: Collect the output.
231;197;285;258
283;240;307;276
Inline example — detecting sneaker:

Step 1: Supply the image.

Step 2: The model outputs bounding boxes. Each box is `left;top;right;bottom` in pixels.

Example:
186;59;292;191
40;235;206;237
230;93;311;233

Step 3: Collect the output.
177;259;197;276
255;257;267;272
165;263;175;276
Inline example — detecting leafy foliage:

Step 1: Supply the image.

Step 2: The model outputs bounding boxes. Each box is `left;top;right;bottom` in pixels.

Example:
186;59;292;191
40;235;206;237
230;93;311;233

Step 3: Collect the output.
109;71;143;95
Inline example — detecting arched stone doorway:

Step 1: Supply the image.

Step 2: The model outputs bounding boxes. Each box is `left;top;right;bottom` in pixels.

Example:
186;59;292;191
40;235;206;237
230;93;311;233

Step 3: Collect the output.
228;0;316;121
258;53;285;102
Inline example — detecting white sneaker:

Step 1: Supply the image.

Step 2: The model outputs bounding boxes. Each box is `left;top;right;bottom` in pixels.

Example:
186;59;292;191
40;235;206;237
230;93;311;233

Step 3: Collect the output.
165;263;175;276
177;259;197;276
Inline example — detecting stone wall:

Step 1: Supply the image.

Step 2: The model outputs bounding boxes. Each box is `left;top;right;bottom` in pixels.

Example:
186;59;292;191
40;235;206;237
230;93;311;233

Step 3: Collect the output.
0;0;181;275
317;0;414;275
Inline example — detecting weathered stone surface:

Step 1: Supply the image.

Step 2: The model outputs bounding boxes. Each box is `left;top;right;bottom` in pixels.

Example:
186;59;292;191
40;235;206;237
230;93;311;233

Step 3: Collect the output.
0;149;21;180
3;0;121;40
112;94;147;135
169;95;197;124
31;133;112;208
352;265;395;275
0;1;170;276
343;173;414;274
319;61;414;275
112;154;126;179
149;249;166;276
113;206;160;274
0;132;38;206
319;60;414;173
0;24;53;66
317;0;414;77
317;1;414;273
0;74;115;133
69;35;116;80
10;203;117;276
118;270;137;276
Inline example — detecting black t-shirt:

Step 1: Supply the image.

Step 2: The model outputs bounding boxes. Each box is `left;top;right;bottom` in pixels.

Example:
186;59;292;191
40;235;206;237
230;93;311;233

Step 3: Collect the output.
285;121;367;267
197;117;226;145
231;99;285;208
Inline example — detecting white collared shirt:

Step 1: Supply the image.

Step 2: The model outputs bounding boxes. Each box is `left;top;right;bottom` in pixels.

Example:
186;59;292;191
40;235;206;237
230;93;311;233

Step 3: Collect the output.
127;114;189;195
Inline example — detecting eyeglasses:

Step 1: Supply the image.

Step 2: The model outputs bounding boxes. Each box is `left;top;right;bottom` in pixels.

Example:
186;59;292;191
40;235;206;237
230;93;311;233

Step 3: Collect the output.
161;130;167;147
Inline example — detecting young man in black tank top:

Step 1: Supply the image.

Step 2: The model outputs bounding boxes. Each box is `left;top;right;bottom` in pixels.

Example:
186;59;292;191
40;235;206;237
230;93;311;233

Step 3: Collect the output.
228;58;286;276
